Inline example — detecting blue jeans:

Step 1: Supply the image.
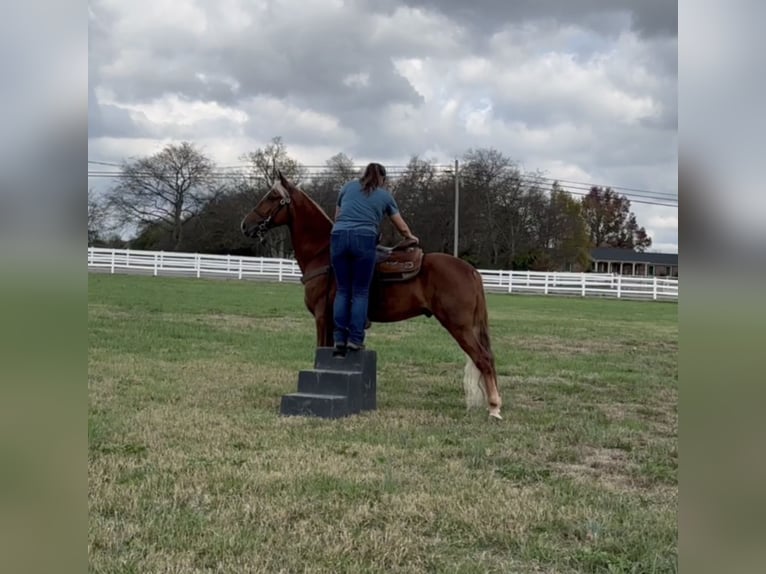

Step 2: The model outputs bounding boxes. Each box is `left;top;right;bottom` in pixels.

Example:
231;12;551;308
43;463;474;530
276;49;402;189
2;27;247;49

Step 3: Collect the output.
330;229;378;346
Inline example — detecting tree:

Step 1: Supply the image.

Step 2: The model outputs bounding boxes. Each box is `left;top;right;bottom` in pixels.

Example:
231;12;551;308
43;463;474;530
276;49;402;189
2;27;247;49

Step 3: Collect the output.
543;183;591;270
239;137;307;258
106;142;221;250
172;178;258;255
581;186;652;251
303;153;358;217
460;148;521;266
88;188;107;245
241;136;307;187
385;156;454;251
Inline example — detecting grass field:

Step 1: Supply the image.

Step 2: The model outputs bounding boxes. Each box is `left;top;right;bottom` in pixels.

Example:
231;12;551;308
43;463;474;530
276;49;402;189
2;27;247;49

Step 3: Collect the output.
88;274;678;573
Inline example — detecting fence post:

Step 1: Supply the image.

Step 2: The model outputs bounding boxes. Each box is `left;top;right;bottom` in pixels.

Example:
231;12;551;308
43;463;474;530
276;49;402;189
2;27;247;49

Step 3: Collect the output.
126;249;130;269
278;260;283;282
617;274;622;299
110;249;115;274
507;270;513;293
581;273;586;297
238;257;243;280
653;277;658;301
544;273;549;295
195;253;201;278
453;158;459;257
227;254;231;274
153;253;158;276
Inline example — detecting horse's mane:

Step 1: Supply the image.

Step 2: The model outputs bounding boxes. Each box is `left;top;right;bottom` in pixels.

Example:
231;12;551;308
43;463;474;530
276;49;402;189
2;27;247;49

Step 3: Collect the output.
272;179;334;226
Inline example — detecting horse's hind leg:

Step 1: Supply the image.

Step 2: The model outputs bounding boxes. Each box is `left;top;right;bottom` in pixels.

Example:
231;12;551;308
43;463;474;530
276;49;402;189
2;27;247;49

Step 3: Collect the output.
463;329;502;420
435;317;502;419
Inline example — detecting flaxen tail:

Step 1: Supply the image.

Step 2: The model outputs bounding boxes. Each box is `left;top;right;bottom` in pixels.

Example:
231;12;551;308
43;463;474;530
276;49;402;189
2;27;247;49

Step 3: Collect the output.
474;272;495;364
463;271;495;408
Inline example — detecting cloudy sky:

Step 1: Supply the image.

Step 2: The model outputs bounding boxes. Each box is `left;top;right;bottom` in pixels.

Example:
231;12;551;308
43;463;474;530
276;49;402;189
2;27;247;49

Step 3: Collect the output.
88;0;678;252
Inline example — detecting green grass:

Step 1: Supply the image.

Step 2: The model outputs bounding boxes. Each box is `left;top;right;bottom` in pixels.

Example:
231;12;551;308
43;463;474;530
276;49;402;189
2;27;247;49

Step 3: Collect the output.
88;274;678;573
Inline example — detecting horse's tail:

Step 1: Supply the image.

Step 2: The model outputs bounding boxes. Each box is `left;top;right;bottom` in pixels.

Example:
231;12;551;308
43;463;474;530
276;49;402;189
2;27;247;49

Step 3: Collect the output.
474;271;494;361
463;270;495;408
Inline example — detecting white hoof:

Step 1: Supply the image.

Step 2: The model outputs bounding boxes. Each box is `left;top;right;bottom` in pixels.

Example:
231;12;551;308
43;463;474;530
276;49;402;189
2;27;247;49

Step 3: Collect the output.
488;409;503;420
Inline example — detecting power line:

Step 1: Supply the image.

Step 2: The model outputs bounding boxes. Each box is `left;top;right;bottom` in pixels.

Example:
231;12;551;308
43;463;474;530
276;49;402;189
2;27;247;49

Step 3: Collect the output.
88;161;677;207
87;171;677;208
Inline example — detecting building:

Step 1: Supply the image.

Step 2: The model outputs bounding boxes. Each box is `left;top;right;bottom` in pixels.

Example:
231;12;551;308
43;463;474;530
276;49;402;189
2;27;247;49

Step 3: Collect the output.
589;247;678;277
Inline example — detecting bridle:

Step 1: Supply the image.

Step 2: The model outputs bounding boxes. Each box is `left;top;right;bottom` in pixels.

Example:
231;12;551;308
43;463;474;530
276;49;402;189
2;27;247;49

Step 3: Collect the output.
251;195;291;243
246;184;332;292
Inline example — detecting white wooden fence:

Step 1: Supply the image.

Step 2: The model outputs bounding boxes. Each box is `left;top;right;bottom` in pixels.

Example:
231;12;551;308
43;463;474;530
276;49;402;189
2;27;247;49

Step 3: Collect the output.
88;247;678;301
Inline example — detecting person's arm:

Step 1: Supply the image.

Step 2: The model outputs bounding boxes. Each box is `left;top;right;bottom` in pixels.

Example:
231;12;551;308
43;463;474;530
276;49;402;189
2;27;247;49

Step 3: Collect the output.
334;184;347;222
390;213;417;242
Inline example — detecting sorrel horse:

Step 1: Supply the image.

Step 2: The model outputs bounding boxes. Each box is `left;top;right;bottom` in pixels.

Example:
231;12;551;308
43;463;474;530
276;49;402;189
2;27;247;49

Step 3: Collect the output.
241;172;503;419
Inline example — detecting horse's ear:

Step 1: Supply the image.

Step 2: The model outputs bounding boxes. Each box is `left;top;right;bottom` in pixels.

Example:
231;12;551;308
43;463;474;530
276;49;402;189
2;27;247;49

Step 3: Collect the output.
278;170;291;190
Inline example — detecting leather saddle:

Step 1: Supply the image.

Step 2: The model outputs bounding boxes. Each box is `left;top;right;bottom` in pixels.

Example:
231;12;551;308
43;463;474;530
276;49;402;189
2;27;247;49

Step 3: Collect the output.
374;237;424;282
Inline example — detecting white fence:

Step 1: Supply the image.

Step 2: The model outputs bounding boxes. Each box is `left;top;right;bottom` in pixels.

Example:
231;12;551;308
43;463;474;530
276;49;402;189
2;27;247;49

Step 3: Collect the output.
88;247;678;301
88;247;303;282
479;269;677;301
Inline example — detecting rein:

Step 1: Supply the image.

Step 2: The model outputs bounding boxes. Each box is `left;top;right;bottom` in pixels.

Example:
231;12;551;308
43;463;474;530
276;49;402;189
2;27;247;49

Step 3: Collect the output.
254;195;330;286
300;265;331;285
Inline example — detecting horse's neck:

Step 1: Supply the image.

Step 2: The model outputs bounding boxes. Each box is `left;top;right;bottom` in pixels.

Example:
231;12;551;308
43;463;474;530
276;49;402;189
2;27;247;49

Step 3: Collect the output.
289;192;332;272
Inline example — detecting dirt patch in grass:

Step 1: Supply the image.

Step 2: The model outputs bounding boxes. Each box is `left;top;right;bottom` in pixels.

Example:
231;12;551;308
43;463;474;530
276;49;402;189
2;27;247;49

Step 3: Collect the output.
551;446;638;493
89;305;311;335
511;334;621;357
202;314;312;333
600;392;678;438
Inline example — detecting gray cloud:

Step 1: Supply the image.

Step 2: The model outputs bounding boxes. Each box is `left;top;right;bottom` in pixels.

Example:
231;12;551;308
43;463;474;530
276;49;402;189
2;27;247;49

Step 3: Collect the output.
398;0;677;38
88;0;677;247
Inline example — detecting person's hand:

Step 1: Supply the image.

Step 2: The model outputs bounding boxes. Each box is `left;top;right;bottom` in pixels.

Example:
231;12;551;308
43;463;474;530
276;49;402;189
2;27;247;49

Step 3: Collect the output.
407;234;419;244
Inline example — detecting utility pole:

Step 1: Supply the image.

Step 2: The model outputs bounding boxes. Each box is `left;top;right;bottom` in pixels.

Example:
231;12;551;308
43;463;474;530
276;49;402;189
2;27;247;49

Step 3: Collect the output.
453;158;459;257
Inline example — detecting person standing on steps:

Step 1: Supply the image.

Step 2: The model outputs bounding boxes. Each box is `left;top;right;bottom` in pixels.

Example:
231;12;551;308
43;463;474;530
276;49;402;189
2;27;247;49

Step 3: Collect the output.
330;162;418;357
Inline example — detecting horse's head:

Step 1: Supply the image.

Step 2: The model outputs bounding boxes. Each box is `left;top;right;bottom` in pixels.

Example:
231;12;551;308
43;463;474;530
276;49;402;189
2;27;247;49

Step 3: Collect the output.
241;171;294;242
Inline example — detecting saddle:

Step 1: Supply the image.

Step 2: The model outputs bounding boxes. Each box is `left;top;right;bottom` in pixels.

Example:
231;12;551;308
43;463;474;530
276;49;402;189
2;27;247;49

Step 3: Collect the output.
374;237;424;282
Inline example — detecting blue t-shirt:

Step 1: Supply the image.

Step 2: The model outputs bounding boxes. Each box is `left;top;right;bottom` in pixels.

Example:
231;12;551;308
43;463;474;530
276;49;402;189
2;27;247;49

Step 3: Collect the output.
333;180;400;235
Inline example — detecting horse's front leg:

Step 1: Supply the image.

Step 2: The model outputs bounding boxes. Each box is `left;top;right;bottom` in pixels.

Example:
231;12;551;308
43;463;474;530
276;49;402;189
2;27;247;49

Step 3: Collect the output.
315;314;326;347
313;305;334;347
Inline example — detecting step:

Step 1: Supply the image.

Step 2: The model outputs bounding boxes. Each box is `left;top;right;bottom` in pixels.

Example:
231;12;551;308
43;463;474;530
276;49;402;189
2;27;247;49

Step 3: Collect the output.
315;347;377;372
297;370;363;413
280;393;351;419
314;348;377;411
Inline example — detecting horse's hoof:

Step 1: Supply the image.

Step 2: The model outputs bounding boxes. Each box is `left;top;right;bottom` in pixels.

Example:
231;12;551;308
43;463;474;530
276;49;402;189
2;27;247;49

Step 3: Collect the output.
488;409;503;420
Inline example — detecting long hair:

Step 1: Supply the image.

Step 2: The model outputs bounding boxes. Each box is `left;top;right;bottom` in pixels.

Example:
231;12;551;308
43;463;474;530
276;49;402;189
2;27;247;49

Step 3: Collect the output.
359;162;387;195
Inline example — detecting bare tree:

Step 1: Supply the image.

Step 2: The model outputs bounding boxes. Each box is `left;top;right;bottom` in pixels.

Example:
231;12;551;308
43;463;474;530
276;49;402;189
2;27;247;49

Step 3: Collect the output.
241;136;307;187
460;148;521;266
88;188;108;245
106;142;221;250
388;156;453;251
303;152;358;216
240;137;307;257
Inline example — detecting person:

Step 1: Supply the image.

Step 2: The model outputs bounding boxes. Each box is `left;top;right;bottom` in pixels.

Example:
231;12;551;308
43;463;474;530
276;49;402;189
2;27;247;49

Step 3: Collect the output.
330;162;417;356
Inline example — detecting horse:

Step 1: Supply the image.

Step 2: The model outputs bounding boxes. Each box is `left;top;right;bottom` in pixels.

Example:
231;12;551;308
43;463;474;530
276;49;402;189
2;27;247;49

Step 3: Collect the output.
241;171;503;420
